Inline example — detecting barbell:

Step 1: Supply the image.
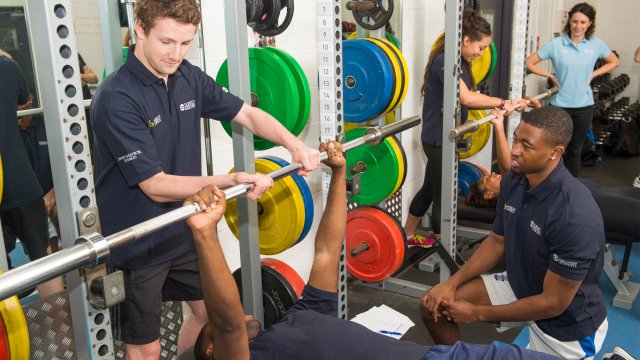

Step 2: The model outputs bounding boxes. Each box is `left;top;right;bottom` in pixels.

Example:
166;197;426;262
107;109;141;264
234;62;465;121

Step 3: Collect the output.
0;116;421;301
448;87;559;140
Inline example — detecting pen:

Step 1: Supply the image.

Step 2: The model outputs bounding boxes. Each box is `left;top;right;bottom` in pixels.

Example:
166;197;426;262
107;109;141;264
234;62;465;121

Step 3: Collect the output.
379;330;402;335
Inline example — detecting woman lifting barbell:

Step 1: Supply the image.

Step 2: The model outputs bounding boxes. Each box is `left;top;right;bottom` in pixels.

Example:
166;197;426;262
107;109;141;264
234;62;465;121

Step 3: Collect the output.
403;11;525;246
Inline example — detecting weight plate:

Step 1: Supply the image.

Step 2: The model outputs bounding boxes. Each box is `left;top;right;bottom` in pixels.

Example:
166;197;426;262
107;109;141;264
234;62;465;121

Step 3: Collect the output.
343;39;394;123
261;258;305;298
346;127;400;205
471;45;491;85
384;136;404;194
0;270;29;360
346;207;405;282
471;162;490;177
233;262;297;329
261;156;314;245
458;161;485;196
485;40;498;83
225;159;305;254
347;31;401;50
386;135;407;193
365;38;402;115
431;32;444;53
459;109;491;159
216;47;300;150
253;0;281;31
263;47;311;137
0;314;8;360
376;38;409;113
352;0;394;31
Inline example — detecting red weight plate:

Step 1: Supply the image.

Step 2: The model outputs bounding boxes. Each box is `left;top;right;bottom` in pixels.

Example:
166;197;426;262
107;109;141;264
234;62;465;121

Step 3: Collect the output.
261;258;305;298
0;313;8;360
346;207;405;282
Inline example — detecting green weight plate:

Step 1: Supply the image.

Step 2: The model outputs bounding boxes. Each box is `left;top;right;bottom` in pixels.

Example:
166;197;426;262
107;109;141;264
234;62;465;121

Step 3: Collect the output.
262;47;311;137
484;40;498;83
216;48;300;150
346;127;400;205
460;109;491;159
224;159;305;254
386;31;401;50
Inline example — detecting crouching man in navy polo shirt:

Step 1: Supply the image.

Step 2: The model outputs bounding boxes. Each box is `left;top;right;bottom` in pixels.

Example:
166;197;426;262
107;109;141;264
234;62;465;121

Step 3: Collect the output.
184;141;559;360
90;0;320;358
420;106;608;359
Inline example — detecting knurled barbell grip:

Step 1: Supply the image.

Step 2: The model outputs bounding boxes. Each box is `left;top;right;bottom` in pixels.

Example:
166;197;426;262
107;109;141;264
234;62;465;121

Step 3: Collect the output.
350;242;370;257
448;87;560;140
346;1;376;11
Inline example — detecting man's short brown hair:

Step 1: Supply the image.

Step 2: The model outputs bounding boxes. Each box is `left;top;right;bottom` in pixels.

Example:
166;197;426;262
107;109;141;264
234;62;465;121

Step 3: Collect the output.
135;0;201;35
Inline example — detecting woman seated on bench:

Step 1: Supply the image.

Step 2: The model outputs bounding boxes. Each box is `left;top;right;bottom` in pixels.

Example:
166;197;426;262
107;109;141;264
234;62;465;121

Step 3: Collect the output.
465;98;640;241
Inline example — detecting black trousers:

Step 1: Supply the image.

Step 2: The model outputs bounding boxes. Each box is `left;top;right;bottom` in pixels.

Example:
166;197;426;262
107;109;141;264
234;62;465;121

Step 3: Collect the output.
409;142;442;234
561;105;594;177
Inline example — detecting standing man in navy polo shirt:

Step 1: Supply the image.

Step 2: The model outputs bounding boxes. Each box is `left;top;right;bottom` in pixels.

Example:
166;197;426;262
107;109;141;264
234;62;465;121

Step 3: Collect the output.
90;0;320;358
420;106;607;359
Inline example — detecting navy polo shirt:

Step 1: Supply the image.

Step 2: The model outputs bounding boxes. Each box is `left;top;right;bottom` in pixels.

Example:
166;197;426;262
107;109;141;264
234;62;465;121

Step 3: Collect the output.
421;52;472;146
91;45;244;270
492;161;606;341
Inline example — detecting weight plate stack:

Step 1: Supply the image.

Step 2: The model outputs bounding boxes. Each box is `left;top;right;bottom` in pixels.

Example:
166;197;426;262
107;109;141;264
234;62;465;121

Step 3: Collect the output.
261;156;314;245
343;39;394;123
459;109;491;159
345;127;401;205
216;47;300;150
225;159;306;254
346;206;406;282
365;38;409;116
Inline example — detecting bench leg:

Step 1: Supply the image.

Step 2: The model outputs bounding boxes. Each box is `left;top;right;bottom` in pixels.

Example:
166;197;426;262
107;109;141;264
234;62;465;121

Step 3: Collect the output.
604;245;640;310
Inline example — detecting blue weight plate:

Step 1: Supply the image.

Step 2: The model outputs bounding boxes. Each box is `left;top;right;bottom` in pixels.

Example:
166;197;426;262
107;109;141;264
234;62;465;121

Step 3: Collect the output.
458;161;485;196
261;156;314;244
343;40;394;123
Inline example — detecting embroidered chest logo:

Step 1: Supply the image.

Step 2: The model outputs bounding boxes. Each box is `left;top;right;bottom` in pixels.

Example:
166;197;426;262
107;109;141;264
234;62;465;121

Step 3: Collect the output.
179;100;196;112
148;115;162;128
503;203;516;214
529;220;542;236
553;254;578;269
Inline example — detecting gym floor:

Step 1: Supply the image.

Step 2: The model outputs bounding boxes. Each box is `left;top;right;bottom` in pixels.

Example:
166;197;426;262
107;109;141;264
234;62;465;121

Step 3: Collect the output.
347;152;640;358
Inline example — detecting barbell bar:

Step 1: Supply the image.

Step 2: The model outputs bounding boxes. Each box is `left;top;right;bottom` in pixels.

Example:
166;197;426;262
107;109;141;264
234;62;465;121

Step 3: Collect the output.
448;87;559;140
16;99;92;118
0;115;421;301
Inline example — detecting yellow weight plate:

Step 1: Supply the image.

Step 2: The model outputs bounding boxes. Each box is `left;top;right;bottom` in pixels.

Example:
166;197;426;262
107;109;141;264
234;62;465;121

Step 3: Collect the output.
431;33;444;53
385;136;405;194
385;111;396;125
224;159;305;255
365;38;402;115
459;109;491;159
0;269;30;360
378;38;409;113
471;46;491;85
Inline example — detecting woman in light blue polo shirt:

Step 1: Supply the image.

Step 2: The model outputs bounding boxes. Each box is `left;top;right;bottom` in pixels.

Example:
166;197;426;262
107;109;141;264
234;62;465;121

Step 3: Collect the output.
525;2;618;177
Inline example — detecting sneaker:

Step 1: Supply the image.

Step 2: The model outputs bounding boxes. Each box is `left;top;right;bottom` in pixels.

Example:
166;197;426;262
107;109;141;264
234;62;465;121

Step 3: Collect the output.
603;347;636;360
407;233;436;248
633;176;640;188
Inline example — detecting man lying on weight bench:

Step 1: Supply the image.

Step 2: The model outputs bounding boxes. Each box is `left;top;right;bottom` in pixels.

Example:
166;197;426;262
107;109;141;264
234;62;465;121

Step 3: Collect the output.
183;141;558;360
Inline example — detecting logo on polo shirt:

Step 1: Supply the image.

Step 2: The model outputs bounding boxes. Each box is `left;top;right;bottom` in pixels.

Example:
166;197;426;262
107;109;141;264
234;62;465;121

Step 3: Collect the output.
530;220;541;236
552;254;578;269
117;150;142;163
179;100;196;112
503;203;516;214
148;115;162;128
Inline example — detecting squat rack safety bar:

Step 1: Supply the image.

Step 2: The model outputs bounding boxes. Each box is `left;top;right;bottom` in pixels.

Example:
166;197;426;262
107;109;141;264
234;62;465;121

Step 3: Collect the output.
0;115;421;302
17;99;92;118
448;87;559;140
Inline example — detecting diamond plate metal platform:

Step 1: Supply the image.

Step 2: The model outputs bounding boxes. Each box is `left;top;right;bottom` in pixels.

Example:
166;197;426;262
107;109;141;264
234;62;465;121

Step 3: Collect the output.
23;290;184;360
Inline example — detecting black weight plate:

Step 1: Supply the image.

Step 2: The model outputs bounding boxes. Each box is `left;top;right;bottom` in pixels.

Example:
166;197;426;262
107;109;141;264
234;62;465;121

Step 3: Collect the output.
233;265;298;329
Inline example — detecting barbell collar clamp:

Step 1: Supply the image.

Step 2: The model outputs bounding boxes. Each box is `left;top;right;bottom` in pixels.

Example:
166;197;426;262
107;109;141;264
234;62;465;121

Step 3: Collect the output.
74;232;110;266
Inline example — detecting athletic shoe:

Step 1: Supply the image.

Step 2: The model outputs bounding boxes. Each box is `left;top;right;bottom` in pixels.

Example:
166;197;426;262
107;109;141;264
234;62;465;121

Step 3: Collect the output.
602;347;636;360
407;233;436;248
633;176;640;188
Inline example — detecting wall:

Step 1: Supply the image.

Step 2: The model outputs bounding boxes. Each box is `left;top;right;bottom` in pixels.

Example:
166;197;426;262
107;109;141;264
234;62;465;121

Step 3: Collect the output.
526;0;640;102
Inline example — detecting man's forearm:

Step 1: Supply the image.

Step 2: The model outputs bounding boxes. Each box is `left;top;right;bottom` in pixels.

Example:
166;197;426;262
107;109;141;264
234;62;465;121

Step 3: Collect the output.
478;293;563;323
315;167;347;251
139;172;238;202
234;105;303;153
448;234;504;287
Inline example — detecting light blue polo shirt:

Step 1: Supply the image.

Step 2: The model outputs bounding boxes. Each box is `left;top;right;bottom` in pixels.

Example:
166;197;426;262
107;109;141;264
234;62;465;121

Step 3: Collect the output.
538;34;611;108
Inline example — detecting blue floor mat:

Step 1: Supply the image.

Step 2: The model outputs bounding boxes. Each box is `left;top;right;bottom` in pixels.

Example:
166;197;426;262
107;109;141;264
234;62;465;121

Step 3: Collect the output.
512;243;640;359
